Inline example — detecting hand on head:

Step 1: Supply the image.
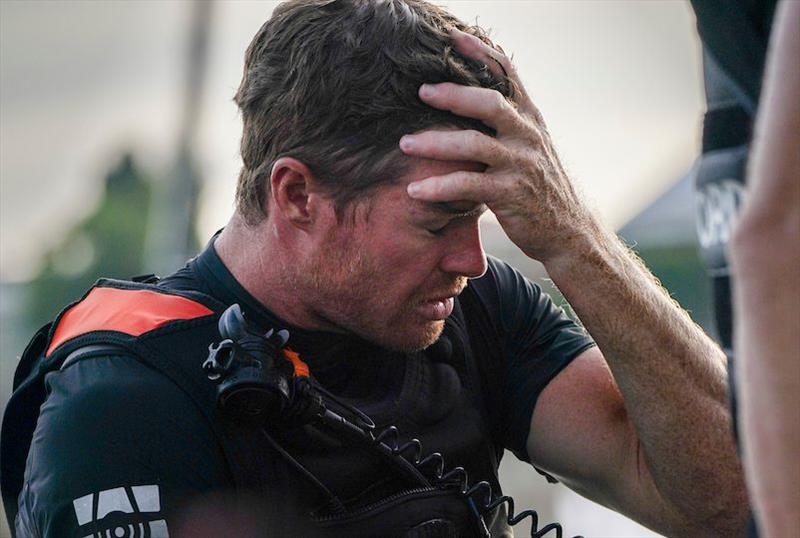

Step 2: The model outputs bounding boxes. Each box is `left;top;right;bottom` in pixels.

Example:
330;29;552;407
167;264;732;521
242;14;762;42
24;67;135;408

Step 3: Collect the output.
400;28;596;265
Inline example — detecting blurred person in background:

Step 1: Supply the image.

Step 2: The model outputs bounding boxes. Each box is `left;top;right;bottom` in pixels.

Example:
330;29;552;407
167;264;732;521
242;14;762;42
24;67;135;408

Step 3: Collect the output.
2;1;749;537
729;0;800;536
690;0;798;536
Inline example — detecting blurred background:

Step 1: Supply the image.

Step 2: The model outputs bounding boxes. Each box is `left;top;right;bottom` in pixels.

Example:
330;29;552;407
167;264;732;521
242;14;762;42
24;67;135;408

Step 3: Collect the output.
0;1;715;536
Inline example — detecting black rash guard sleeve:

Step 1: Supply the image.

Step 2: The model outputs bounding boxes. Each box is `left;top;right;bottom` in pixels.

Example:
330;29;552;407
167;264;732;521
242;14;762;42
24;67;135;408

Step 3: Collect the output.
15;355;230;538
473;257;596;462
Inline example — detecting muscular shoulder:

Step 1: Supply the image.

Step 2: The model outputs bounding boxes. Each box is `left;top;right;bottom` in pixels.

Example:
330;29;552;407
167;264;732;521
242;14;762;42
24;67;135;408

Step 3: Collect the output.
18;354;228;537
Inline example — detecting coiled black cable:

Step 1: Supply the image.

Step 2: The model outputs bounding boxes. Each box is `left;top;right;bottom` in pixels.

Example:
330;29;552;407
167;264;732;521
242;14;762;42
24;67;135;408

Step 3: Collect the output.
206;305;583;537
305;378;582;538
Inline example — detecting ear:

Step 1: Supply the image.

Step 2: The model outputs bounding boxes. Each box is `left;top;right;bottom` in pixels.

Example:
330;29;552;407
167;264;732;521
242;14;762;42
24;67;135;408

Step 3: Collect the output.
269;157;329;230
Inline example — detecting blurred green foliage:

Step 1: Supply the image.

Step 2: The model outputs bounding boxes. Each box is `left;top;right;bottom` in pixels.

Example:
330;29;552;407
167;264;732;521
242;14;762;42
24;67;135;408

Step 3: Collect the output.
25;154;152;328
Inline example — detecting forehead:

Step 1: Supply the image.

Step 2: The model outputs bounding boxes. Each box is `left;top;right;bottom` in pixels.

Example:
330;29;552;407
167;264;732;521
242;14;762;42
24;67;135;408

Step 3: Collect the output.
378;157;487;217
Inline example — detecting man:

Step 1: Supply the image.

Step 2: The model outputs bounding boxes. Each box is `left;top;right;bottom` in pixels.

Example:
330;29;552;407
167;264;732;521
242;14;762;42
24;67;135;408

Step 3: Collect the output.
2;1;747;537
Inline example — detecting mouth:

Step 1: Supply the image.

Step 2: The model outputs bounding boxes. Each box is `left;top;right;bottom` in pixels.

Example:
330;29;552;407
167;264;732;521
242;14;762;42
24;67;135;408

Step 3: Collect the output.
417;285;464;321
418;296;455;320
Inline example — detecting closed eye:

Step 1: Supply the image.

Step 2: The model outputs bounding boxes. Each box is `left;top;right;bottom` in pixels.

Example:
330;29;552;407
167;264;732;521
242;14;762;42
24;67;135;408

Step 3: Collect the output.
426;224;448;236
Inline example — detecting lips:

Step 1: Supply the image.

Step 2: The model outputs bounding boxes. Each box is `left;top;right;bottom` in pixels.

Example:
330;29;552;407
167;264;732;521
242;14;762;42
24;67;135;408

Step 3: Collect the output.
418;295;455;320
415;280;465;321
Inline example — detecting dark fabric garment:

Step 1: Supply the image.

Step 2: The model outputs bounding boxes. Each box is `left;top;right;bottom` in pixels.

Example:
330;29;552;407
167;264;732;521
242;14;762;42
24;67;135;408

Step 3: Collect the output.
166;238;595;457
10;239;594;537
690;0;777;112
16;356;230;537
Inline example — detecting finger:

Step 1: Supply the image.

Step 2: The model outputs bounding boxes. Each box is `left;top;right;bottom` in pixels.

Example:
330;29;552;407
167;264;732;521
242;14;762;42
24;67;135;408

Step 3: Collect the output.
450;27;508;80
399;129;509;167
418;82;522;133
406;171;497;204
450;28;539;120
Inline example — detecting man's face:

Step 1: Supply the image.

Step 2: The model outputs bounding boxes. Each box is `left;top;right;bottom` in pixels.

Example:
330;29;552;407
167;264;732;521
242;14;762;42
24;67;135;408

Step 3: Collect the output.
303;158;488;351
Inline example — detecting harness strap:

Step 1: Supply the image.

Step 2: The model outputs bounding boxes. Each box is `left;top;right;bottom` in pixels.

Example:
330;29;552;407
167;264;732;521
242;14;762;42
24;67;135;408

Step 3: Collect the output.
47;285;214;356
60;344;130;370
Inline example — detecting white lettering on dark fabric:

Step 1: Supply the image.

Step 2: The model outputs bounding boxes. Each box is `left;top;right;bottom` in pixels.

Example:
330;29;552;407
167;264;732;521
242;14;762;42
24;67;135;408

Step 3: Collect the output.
72;484;168;538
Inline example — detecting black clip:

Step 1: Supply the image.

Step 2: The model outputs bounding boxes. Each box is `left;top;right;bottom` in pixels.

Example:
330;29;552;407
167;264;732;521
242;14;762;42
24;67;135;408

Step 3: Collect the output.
203;339;241;381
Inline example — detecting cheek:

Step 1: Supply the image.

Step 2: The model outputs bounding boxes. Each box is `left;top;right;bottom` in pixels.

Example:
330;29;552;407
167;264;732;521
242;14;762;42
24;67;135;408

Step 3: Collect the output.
372;240;440;297
376;223;437;263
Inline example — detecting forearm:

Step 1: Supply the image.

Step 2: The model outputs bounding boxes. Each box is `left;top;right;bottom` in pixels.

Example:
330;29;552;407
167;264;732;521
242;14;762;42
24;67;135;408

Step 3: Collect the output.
730;1;800;534
545;223;749;535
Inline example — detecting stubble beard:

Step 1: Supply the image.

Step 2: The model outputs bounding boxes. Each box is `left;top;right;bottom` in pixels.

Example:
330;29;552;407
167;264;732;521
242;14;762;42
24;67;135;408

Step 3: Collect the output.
303;245;452;352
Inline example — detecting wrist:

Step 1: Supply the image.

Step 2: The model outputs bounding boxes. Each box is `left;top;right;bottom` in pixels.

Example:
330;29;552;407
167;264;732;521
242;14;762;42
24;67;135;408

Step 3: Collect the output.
541;218;618;280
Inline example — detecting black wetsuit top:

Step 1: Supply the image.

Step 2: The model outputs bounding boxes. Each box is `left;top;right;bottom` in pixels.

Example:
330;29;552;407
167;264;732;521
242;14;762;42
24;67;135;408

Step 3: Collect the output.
14;240;594;537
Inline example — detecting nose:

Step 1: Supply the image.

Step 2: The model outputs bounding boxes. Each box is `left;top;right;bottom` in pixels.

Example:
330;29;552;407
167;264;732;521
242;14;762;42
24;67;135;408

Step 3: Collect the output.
440;221;488;279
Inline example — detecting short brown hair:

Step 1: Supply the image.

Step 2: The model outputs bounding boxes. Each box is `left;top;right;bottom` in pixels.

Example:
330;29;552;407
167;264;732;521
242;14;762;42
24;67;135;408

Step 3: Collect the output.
234;0;514;224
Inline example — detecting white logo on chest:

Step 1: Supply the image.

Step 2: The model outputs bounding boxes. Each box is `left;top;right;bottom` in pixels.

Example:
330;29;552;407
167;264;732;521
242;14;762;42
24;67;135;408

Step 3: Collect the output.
72;484;169;537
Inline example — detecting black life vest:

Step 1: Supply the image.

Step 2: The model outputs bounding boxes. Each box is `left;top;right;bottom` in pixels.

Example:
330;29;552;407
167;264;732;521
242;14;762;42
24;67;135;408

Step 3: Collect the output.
2;278;521;537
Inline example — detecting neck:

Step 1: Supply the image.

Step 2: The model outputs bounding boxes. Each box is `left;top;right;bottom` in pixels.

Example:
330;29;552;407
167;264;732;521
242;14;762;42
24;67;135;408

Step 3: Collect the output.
215;214;324;331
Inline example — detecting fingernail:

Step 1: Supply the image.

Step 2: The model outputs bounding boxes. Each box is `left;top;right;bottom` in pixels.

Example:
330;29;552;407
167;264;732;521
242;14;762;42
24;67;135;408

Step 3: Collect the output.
407;182;422;196
419;84;435;98
399;135;414;151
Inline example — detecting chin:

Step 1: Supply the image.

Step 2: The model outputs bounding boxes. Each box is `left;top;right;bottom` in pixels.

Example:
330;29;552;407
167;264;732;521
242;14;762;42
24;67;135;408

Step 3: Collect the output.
371;319;445;352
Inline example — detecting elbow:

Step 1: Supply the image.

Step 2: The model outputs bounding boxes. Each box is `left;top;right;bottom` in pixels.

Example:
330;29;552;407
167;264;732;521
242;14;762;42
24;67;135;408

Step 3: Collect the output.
649;436;752;537
699;494;752;538
730;209;800;274
664;487;750;538
681;465;751;538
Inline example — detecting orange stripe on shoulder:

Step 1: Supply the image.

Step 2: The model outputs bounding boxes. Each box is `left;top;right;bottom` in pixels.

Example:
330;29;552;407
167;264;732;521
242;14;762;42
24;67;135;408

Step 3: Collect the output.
46;287;214;356
283;349;310;378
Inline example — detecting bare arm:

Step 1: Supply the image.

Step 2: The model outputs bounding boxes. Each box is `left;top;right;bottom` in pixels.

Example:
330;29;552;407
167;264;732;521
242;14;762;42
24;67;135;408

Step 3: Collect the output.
730;1;800;535
535;218;747;537
528;348;710;537
399;28;748;536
